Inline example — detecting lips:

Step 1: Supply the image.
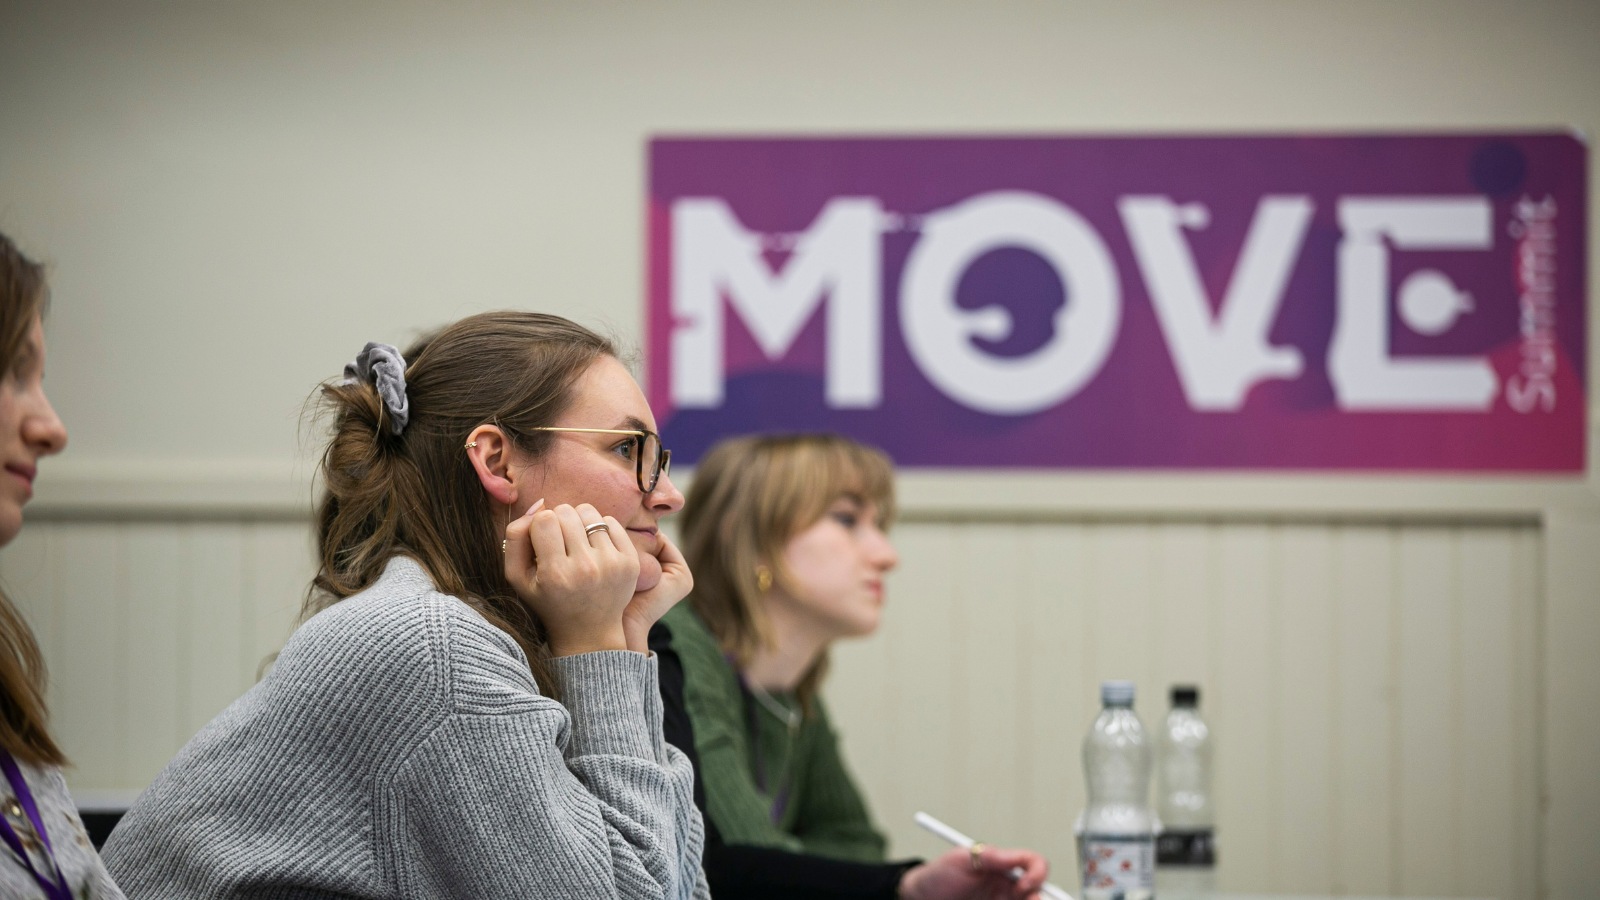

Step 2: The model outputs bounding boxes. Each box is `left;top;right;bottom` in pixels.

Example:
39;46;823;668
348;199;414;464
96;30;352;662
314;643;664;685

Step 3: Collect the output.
5;463;36;493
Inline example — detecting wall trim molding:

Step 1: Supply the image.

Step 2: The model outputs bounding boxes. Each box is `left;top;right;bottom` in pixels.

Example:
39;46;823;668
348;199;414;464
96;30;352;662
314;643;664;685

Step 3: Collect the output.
31;459;319;520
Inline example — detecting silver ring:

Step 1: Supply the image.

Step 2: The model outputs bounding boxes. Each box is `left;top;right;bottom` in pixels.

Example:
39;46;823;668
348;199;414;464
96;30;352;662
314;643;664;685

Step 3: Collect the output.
584;521;610;537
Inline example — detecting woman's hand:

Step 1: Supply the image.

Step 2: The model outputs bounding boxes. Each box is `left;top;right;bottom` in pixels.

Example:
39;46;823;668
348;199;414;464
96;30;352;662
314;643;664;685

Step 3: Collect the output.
503;500;637;656
898;846;1051;900
622;530;692;653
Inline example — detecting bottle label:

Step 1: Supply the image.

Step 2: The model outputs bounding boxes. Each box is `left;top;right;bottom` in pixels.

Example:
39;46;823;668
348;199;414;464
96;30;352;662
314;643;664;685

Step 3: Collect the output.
1080;832;1154;899
1156;827;1217;867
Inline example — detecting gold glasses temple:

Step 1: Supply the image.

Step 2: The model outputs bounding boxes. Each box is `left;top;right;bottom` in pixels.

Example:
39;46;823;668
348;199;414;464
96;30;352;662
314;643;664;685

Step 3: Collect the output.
527;427;651;437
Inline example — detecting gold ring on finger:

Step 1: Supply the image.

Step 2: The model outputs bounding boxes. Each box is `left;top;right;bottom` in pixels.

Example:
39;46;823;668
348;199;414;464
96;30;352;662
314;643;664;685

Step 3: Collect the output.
584;521;610;537
968;842;986;872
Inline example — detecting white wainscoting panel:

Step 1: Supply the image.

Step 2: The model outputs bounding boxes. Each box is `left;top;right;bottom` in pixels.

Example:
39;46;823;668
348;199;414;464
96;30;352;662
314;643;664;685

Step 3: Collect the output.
0;515;1544;899
827;518;1541;900
2;520;313;798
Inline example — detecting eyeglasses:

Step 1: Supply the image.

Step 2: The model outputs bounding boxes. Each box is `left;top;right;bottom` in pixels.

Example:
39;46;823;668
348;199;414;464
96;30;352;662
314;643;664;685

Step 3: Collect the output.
527;427;672;493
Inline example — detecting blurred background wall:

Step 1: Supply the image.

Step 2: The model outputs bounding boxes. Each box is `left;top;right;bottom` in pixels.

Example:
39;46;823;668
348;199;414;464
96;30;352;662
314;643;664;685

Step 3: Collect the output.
1;2;1595;897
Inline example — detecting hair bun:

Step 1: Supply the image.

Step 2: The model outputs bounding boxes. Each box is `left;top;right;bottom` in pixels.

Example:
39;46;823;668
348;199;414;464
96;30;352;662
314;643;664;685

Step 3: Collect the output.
342;342;410;435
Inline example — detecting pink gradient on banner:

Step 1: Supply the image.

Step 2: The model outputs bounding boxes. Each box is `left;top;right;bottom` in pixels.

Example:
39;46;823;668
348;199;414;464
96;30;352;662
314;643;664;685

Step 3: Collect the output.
646;134;1586;472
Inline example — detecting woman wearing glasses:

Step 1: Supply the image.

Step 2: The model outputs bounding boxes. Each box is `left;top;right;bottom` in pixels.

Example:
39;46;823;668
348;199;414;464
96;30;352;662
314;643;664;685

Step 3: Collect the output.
652;433;1049;900
103;311;708;899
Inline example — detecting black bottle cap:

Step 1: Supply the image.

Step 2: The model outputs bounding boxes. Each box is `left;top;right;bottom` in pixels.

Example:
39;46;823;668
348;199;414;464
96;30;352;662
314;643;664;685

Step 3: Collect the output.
1171;685;1199;708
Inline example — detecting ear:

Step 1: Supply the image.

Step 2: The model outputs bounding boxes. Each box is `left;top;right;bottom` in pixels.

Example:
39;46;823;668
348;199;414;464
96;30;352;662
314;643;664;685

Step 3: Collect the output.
464;424;521;507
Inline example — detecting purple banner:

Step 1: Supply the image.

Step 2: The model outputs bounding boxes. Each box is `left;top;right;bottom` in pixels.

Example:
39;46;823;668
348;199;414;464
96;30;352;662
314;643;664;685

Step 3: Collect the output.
647;134;1586;471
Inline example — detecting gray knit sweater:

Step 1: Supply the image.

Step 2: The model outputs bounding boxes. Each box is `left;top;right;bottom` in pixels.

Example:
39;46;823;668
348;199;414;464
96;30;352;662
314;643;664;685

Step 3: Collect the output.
101;557;709;899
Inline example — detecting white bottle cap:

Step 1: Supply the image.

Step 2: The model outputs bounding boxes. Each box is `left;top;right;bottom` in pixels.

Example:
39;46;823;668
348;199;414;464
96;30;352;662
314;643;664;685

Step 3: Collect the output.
1101;680;1136;707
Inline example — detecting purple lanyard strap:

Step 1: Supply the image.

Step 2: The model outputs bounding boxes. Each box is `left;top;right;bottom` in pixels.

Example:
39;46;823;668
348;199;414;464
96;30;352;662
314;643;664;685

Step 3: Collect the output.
0;751;74;900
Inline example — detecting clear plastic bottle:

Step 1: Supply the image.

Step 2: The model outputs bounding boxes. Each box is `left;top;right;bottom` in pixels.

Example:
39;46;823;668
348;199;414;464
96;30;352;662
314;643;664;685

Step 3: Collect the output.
1075;680;1155;900
1156;685;1216;898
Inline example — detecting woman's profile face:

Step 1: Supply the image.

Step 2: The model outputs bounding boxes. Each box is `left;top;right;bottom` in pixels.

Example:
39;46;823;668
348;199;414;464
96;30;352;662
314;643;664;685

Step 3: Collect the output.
0;316;67;547
769;493;898;642
508;355;684;592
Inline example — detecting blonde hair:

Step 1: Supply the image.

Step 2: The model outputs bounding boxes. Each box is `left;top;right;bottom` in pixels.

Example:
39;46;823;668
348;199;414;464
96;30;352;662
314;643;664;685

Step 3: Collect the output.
678;433;895;708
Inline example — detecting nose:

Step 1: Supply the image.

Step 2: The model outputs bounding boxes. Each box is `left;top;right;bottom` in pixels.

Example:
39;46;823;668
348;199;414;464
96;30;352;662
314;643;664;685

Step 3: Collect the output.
866;526;898;572
23;387;67;456
647;469;685;515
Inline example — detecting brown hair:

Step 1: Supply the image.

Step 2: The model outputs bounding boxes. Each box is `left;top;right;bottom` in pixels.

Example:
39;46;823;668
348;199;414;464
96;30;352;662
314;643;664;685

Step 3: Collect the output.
678;432;895;709
0;229;66;767
308;310;616;700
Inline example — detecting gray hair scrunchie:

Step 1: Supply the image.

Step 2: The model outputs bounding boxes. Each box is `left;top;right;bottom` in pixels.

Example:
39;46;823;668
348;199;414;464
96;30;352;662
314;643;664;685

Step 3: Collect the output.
342;342;410;435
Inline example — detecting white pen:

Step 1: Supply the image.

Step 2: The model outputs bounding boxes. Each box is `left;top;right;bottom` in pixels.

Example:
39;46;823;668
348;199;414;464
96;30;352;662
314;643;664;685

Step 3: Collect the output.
913;811;1075;900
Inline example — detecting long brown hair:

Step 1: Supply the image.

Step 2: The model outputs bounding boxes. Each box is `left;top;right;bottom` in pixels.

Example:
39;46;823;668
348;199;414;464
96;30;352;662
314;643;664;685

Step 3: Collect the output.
678;432;896;709
0;229;66;766
308;310;616;700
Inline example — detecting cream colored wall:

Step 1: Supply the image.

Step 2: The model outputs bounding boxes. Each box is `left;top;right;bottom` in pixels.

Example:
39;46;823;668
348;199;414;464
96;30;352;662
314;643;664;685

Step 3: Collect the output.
0;2;1595;898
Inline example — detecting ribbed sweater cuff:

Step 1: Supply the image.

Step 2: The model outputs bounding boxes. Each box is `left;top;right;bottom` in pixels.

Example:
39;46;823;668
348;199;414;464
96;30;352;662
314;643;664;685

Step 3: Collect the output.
550;650;661;760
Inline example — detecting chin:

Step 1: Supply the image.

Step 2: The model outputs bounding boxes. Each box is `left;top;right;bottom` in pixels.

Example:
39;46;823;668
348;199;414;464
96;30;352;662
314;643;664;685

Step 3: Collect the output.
634;551;664;593
0;511;20;548
842;614;881;639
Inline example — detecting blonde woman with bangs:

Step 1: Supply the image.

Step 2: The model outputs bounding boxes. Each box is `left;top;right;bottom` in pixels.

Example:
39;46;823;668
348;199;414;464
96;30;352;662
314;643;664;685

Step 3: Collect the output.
652;432;1049;900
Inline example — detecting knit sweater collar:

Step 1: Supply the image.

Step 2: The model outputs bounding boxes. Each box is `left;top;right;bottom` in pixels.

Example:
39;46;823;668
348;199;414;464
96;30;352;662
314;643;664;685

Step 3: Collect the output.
373;554;439;596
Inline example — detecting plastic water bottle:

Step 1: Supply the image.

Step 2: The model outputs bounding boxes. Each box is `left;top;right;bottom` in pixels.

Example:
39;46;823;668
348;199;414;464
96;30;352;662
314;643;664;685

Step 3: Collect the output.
1156;685;1216;898
1075;680;1155;900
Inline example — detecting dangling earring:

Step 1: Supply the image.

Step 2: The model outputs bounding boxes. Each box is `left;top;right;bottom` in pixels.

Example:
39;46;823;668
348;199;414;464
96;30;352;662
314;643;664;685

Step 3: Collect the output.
755;565;773;593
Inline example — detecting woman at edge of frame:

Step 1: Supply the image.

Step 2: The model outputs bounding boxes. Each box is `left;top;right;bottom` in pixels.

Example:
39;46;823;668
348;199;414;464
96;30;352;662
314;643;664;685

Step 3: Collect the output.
652;431;1050;900
0;228;124;898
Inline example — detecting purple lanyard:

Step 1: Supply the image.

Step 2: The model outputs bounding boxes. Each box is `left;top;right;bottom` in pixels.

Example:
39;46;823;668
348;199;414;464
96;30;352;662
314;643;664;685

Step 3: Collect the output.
0;750;74;900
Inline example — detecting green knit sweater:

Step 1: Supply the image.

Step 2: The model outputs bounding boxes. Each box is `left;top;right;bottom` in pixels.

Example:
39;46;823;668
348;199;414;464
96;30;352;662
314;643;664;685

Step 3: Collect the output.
659;604;886;862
